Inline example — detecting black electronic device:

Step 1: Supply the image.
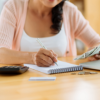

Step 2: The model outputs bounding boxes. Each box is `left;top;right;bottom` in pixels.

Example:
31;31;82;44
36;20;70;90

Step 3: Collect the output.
0;66;29;74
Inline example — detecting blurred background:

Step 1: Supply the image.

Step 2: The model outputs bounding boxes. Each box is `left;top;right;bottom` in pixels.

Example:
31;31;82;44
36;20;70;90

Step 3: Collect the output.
0;0;100;55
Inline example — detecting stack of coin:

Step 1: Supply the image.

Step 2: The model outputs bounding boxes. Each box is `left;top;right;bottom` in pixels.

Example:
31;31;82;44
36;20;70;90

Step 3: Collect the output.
71;71;98;75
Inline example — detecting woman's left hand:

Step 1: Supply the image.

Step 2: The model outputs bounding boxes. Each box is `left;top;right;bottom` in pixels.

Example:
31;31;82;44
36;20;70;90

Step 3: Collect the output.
88;44;100;61
88;52;100;61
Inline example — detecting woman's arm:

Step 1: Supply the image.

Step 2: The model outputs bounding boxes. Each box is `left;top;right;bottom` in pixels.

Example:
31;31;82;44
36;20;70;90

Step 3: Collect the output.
88;43;100;51
73;6;100;48
70;6;100;61
0;47;57;66
0;47;35;64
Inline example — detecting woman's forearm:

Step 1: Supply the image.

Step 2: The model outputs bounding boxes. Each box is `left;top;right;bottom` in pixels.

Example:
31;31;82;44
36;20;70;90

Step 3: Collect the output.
88;43;100;51
0;48;36;64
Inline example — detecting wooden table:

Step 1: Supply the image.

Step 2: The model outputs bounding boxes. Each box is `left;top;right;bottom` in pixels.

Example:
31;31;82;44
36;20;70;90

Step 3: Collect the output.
0;57;100;100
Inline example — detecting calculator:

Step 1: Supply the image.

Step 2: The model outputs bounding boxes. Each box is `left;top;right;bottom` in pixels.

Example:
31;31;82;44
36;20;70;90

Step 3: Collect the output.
0;66;29;74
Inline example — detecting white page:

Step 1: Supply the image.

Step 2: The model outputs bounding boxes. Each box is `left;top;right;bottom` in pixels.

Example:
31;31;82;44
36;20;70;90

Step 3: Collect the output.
24;60;78;74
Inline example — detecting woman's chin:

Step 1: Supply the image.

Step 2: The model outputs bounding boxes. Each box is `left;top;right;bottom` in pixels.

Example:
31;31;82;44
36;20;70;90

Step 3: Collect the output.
41;0;61;8
44;2;59;8
45;4;56;8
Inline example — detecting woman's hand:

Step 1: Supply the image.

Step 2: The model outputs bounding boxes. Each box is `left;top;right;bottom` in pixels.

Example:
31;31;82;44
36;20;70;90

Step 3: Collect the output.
88;51;100;61
33;48;58;67
88;43;100;61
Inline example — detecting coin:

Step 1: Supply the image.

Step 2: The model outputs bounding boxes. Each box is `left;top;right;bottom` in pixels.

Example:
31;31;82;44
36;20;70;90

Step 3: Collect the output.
78;71;85;75
90;72;98;74
71;73;76;75
84;72;90;74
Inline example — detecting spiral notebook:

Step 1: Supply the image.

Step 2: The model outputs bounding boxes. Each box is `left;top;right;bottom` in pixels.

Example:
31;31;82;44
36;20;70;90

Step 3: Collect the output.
24;60;83;74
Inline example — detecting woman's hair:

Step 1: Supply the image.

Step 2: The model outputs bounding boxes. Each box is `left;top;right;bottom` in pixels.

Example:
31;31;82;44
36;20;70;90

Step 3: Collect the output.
51;0;66;34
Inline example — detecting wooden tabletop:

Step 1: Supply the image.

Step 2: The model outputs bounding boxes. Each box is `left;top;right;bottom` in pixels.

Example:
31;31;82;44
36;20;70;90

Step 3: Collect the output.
0;57;100;100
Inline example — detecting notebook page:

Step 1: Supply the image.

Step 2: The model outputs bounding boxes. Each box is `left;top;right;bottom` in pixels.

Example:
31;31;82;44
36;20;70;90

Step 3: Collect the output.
24;60;78;74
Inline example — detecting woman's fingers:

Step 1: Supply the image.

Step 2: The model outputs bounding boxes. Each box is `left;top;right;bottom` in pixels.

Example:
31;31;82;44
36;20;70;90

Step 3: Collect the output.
36;58;51;67
35;48;58;67
88;56;97;61
88;53;100;61
50;50;58;57
88;51;100;61
49;50;58;62
95;54;100;59
39;54;54;65
36;61;47;67
40;48;57;62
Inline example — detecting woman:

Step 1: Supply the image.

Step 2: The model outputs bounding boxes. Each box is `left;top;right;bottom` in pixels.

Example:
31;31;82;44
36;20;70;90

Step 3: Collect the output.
0;0;100;67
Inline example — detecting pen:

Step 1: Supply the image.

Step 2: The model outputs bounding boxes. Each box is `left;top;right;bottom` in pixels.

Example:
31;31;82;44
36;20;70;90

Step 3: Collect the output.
36;38;58;66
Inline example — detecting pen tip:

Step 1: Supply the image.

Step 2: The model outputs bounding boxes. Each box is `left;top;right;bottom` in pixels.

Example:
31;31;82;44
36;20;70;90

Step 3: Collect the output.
55;63;58;66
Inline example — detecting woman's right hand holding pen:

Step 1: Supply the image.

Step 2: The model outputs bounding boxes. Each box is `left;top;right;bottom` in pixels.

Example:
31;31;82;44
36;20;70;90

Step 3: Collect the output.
32;48;58;67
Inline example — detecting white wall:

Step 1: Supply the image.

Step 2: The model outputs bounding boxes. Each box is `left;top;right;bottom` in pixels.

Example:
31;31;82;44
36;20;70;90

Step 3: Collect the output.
0;0;7;14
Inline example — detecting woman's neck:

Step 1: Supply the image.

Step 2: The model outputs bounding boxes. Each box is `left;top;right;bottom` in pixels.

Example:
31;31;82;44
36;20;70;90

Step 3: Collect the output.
28;0;52;18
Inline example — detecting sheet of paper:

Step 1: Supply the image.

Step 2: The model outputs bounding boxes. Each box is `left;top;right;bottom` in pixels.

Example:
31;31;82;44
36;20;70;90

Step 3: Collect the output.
24;60;78;74
25;60;77;70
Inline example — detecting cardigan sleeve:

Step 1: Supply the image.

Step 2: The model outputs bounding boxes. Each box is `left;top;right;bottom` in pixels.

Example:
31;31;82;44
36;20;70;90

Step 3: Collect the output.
0;0;16;49
74;7;100;48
